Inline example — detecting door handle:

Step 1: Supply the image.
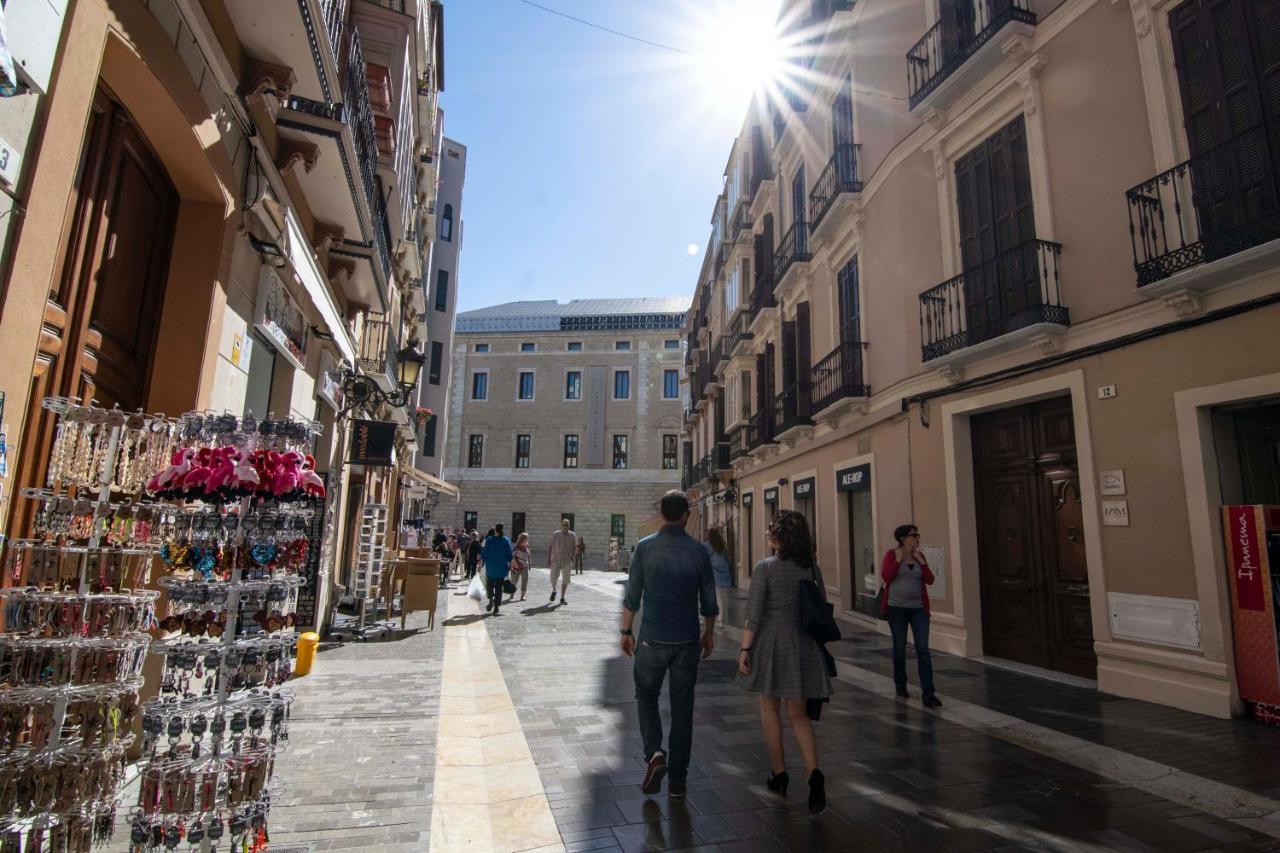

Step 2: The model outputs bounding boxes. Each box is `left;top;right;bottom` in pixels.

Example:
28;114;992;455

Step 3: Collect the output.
1066;526;1081;543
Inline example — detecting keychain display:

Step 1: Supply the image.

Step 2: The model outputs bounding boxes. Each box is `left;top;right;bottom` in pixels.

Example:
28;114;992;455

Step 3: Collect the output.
126;411;322;853
1;400;168;852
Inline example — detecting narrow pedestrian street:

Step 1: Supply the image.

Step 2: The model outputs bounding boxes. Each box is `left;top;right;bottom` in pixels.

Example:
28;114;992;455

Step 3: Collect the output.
258;569;1280;853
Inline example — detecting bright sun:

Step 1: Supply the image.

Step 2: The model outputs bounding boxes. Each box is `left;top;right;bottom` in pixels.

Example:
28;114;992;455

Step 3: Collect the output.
688;0;786;110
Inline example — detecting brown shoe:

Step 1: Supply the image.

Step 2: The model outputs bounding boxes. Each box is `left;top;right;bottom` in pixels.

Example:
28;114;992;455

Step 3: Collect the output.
640;751;667;795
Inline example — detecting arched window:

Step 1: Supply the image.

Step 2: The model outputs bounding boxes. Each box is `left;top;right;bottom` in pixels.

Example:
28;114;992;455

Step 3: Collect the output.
441;204;454;241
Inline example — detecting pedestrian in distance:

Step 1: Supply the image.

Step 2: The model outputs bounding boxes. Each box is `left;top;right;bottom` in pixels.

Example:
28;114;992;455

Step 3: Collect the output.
703;528;733;629
510;532;531;602
482;524;513;616
546;518;577;605
737;511;832;816
465;531;482;580
881;524;941;708
574;534;586;574
620;490;718;800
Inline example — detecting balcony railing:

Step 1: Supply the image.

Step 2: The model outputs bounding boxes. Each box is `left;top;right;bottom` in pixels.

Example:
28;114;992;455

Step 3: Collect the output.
750;273;777;318
810;341;870;414
748;408;777;450
358;315;398;386
906;0;1037;110
919;238;1067;362
319;0;347;64
1127;122;1280;286
773;383;813;435
809;144;862;229
774;221;812;286
713;441;732;472
728;425;750;461
732;202;753;240
729;310;754;352
344;28;379;217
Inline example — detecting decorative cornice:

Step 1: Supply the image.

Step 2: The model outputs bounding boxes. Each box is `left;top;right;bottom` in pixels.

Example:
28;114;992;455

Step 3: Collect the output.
1161;289;1203;318
276;136;320;174
935;364;963;384
1027;331;1065;357
241;56;296;100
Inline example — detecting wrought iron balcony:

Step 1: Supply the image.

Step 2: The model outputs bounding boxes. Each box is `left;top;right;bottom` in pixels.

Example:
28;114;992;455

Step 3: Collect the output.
728;425;750;461
750;269;777;318
747;408;777;450
1127;123;1280;286
773;221;812;286
811;341;869;414
358;315;399;390
319;0;347;64
906;0;1037;110
344;28;379;221
772;383;813;435
728;310;754;354
919;238;1067;362
713;441;732;472
809;144;862;231
732;203;753;241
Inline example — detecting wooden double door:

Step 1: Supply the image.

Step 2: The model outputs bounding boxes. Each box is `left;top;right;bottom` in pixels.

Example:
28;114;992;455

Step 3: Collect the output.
972;397;1096;679
8;90;176;539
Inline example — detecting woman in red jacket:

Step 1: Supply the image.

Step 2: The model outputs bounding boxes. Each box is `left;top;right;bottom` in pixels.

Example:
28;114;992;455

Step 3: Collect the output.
881;524;941;708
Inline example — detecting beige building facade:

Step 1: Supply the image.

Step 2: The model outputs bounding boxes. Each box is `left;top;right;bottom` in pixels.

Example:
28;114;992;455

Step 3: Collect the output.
443;299;687;567
0;0;450;627
685;0;1280;717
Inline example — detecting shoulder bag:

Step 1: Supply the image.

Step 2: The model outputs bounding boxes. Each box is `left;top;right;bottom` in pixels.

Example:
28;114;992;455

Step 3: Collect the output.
798;563;842;644
874;586;890;621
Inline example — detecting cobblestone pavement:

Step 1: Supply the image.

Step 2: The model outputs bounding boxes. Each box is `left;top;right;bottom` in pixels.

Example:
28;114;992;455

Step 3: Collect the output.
483;569;1280;853
264;590;451;853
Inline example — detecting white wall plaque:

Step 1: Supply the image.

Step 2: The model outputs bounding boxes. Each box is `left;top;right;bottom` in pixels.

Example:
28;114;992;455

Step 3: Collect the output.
1099;469;1126;496
922;544;946;601
0;135;20;189
1101;500;1130;527
1108;592;1201;650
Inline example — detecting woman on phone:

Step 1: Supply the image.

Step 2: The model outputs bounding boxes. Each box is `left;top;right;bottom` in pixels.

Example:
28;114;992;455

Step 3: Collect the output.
737;511;831;815
881;524;941;708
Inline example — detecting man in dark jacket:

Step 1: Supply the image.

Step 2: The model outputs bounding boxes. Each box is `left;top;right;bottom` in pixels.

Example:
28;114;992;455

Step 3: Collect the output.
620;491;718;799
481;523;514;615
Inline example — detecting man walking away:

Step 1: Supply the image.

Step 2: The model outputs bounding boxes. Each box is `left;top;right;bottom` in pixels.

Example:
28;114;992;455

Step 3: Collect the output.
547;519;577;605
465;531;482;579
575;534;586;574
482;524;513;615
620;491;718;799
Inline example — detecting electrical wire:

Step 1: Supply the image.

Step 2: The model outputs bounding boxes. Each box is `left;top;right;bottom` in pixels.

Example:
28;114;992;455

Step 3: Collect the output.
512;0;689;53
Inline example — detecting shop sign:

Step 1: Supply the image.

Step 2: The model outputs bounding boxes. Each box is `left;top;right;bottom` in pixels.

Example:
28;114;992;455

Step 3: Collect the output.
793;477;815;500
741;492;753;507
1226;505;1266;611
763;486;779;505
255;267;309;371
836;463;871;493
349;419;396;467
317;351;344;411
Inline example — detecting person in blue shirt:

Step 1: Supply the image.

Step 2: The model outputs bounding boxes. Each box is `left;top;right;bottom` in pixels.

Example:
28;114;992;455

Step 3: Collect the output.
481;523;514;615
620;491;718;800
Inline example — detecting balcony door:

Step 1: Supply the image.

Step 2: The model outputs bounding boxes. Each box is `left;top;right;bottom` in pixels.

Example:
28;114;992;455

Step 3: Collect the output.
836;255;861;345
955;114;1036;343
832;80;856;182
791;166;807;231
940;0;1013;62
1169;0;1280;256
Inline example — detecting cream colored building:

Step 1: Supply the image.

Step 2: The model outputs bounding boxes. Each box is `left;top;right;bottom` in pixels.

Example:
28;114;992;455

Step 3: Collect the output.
0;0;450;628
443;299;687;567
685;0;1280;717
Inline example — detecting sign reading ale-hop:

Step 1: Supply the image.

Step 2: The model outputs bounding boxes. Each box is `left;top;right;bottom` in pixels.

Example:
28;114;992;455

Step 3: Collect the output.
349;419;396;466
763;486;779;505
836;463;871;492
742;492;754;507
793;477;815;500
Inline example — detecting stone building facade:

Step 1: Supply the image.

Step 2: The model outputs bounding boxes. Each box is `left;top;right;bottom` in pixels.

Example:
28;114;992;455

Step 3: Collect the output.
683;0;1280;718
443;299;687;567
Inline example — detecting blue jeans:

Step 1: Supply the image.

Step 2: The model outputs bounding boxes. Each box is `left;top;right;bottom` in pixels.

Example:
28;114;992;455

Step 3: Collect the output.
886;606;935;699
633;640;700;783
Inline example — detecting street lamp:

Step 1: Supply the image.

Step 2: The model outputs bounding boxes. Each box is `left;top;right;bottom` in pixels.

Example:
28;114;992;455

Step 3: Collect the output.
340;343;427;414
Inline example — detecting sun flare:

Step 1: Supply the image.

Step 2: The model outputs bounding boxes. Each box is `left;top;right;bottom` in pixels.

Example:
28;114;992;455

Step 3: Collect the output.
688;1;787;112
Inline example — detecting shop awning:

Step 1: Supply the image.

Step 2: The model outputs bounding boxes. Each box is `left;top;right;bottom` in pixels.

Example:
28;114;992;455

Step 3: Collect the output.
400;463;459;500
281;205;357;366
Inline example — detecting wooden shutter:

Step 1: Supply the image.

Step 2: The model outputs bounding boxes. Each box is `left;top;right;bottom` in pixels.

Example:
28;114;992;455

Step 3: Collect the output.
796;301;812;418
755;352;768;422
791;166;806;227
837;255;861;344
832;80;854;150
761;214;775;291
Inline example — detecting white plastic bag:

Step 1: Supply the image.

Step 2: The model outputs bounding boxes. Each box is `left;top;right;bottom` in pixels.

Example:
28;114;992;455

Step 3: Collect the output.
467;574;486;603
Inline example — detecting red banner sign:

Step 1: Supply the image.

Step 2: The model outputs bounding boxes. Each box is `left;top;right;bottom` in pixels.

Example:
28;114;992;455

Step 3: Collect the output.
1227;505;1266;611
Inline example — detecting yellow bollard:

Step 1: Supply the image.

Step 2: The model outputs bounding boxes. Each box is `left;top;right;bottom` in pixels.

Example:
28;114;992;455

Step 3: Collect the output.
294;631;319;677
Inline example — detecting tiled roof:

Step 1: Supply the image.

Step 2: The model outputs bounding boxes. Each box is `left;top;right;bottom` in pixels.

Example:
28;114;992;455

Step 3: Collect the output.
456;297;691;333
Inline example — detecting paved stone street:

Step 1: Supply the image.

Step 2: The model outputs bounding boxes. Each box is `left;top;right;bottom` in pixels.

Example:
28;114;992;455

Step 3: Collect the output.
107;567;1280;853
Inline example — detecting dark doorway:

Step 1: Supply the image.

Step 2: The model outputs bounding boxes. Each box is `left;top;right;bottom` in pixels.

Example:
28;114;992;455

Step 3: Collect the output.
8;88;177;541
561;513;575;531
972;397;1096;679
511;512;527;542
464;511;478;532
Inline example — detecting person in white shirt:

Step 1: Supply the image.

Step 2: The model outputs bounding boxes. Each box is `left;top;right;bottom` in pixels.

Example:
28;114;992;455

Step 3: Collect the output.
546;519;578;605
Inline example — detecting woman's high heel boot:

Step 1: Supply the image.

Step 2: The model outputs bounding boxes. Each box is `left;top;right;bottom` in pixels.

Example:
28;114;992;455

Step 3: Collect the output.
808;769;826;816
766;770;789;797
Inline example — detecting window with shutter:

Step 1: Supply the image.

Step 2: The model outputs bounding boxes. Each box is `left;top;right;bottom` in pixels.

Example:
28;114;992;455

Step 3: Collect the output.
837;255;861;345
796;302;812;419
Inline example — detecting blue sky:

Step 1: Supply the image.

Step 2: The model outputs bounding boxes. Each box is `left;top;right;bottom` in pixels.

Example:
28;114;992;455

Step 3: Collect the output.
442;0;778;313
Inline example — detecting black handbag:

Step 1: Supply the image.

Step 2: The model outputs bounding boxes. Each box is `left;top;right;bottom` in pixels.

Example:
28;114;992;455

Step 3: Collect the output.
502;579;517;595
874;586;890;621
799;564;841;644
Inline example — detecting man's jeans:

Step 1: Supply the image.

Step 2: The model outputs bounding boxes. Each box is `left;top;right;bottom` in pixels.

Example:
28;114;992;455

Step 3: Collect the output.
633;639;700;783
886;606;935;699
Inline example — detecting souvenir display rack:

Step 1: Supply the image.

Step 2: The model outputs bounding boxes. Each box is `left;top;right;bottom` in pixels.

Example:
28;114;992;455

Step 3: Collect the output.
1;399;171;852
126;411;323;853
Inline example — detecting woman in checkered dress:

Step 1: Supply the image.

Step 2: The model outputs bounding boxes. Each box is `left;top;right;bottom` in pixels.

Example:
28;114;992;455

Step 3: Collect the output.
737;510;831;816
